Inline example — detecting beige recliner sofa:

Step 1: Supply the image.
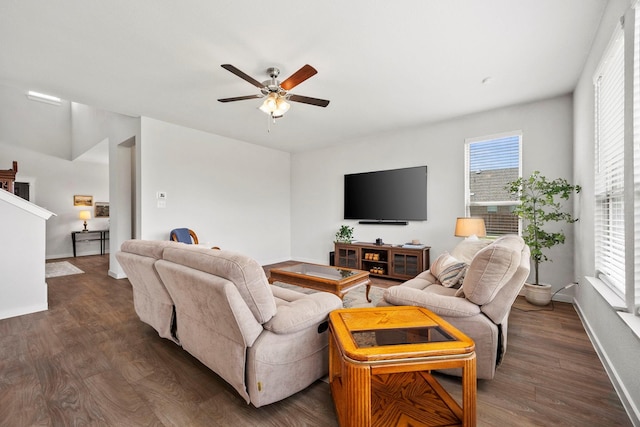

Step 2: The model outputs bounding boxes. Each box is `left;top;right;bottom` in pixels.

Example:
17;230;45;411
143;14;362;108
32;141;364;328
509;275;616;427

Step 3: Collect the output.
116;240;179;343
379;235;530;379
116;240;343;407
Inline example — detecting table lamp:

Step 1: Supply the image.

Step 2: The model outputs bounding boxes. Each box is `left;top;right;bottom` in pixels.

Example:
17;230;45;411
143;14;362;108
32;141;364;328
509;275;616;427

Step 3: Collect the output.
79;210;91;232
454;217;486;240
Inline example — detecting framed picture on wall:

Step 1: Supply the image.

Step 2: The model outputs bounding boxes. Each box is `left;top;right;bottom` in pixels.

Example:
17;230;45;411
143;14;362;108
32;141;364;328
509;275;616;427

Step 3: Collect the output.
73;195;93;207
95;202;109;218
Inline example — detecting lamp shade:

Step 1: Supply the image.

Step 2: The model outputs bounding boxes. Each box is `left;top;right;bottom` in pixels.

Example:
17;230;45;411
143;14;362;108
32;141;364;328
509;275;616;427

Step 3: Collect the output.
79;210;91;220
454;217;486;238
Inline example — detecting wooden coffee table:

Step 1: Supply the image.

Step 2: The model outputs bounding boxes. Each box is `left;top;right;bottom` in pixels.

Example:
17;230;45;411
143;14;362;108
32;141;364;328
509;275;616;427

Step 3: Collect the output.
268;262;372;301
329;306;477;427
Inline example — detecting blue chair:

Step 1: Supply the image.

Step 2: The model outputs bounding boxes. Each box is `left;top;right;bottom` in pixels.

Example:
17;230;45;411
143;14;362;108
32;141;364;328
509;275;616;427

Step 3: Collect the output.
170;228;198;244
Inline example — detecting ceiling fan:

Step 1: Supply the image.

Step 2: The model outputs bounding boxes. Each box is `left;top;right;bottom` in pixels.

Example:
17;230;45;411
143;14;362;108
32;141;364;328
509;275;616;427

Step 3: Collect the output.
218;64;330;119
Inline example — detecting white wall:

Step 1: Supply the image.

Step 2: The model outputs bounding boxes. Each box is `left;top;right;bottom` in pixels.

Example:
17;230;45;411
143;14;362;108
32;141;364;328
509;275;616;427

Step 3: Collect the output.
0;83;71;159
0;92;141;263
0;85;112;258
291;95;576;290
137;117;291;265
0;191;53;320
573;0;640;424
0;142;109;257
69;102;141;278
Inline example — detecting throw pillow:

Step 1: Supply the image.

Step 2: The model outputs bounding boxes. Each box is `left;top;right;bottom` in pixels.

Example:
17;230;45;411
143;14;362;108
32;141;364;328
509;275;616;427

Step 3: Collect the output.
430;252;468;287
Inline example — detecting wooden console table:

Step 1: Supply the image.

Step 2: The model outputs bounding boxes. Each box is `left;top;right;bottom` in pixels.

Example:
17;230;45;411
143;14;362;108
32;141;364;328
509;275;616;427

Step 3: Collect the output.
334;242;430;280
71;230;109;257
329;306;477;426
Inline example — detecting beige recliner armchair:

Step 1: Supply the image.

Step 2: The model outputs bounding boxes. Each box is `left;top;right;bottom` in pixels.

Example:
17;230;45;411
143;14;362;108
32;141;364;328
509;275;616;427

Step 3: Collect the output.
379;235;530;379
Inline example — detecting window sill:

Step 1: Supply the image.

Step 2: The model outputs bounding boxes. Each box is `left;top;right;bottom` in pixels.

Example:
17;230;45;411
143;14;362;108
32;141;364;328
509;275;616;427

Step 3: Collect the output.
619;312;640;339
585;276;626;309
585;276;640;341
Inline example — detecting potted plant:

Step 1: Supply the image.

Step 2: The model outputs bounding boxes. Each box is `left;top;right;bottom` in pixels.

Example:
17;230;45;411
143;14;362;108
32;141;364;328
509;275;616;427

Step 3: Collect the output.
506;171;581;305
335;225;354;243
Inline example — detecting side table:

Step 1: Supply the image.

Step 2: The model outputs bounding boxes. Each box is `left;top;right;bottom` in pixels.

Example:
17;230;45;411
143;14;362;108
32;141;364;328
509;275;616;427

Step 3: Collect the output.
329;306;477;427
71;230;109;257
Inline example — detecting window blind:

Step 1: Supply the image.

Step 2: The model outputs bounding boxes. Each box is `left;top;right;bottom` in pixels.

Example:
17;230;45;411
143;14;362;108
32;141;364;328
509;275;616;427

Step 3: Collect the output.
594;27;626;297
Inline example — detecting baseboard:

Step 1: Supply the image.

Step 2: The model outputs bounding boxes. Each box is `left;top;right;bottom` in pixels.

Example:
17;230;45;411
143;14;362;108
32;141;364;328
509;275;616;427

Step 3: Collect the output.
0;303;48;321
552;293;574;303
574;300;640;426
108;269;127;280
517;288;575;303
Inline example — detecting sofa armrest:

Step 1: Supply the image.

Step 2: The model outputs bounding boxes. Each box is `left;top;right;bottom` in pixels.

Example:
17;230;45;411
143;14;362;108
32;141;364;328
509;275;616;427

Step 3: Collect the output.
264;292;343;334
384;287;481;318
413;270;439;284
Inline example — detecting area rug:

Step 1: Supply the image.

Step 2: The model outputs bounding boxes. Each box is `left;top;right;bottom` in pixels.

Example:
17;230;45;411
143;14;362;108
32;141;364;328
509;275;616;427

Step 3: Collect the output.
45;261;85;278
271;281;385;308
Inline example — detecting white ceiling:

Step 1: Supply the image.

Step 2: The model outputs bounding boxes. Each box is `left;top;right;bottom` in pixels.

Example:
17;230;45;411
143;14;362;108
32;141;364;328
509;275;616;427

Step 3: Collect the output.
0;0;607;153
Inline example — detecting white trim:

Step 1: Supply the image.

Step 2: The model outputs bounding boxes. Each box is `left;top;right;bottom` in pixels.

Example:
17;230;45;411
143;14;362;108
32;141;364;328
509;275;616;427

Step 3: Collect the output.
463;132;522;234
619;312;640;340
0;302;48;321
0;188;55;219
468;201;518;207
593;23;624;83
574;300;640;426
585;276;627;310
464;129;523;145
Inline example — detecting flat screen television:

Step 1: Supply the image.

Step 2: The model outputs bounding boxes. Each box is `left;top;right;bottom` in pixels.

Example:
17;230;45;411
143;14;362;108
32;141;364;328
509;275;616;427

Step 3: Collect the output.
344;166;427;223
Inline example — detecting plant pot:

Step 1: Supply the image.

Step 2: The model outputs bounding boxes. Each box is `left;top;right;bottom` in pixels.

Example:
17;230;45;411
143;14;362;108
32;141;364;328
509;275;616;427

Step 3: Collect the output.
524;283;552;306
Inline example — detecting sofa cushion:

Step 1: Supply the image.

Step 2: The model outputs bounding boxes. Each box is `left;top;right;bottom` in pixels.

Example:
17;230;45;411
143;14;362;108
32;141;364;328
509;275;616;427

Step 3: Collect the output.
162;246;277;323
430;252;468;287
461;236;523;306
266;288;343;334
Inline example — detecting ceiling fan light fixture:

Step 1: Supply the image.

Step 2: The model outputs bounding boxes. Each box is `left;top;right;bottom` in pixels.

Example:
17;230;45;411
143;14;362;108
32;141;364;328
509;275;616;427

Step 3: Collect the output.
275;96;290;115
259;93;290;118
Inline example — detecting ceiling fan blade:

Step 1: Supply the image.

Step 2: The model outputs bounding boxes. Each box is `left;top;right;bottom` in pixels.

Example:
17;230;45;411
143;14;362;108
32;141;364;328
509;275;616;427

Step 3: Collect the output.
220;64;265;89
288;94;330;107
280;65;318;91
218;94;263;103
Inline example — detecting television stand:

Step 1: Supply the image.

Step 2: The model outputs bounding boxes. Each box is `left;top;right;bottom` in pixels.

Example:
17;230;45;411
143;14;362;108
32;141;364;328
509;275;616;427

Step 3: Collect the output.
334;241;430;280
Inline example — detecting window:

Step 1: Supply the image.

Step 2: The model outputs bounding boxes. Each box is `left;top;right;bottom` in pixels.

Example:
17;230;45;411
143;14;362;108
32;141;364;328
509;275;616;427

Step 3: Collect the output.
464;132;522;236
594;8;640;315
594;25;625;298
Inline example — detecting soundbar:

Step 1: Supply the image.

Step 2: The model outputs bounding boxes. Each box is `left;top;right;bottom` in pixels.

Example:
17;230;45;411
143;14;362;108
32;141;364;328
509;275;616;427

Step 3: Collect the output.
358;220;408;225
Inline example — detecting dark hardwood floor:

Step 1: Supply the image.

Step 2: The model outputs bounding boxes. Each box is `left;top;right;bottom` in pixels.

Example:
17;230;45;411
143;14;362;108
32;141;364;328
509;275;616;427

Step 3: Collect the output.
0;255;631;426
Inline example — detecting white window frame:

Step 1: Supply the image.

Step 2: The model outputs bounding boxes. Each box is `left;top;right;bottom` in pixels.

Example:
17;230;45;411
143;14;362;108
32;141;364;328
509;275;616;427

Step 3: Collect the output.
593;8;640;317
464;131;522;236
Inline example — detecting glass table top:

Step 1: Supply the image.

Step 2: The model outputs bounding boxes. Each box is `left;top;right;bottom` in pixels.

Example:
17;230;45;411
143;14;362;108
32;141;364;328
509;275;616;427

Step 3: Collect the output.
351;326;455;348
277;263;359;280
